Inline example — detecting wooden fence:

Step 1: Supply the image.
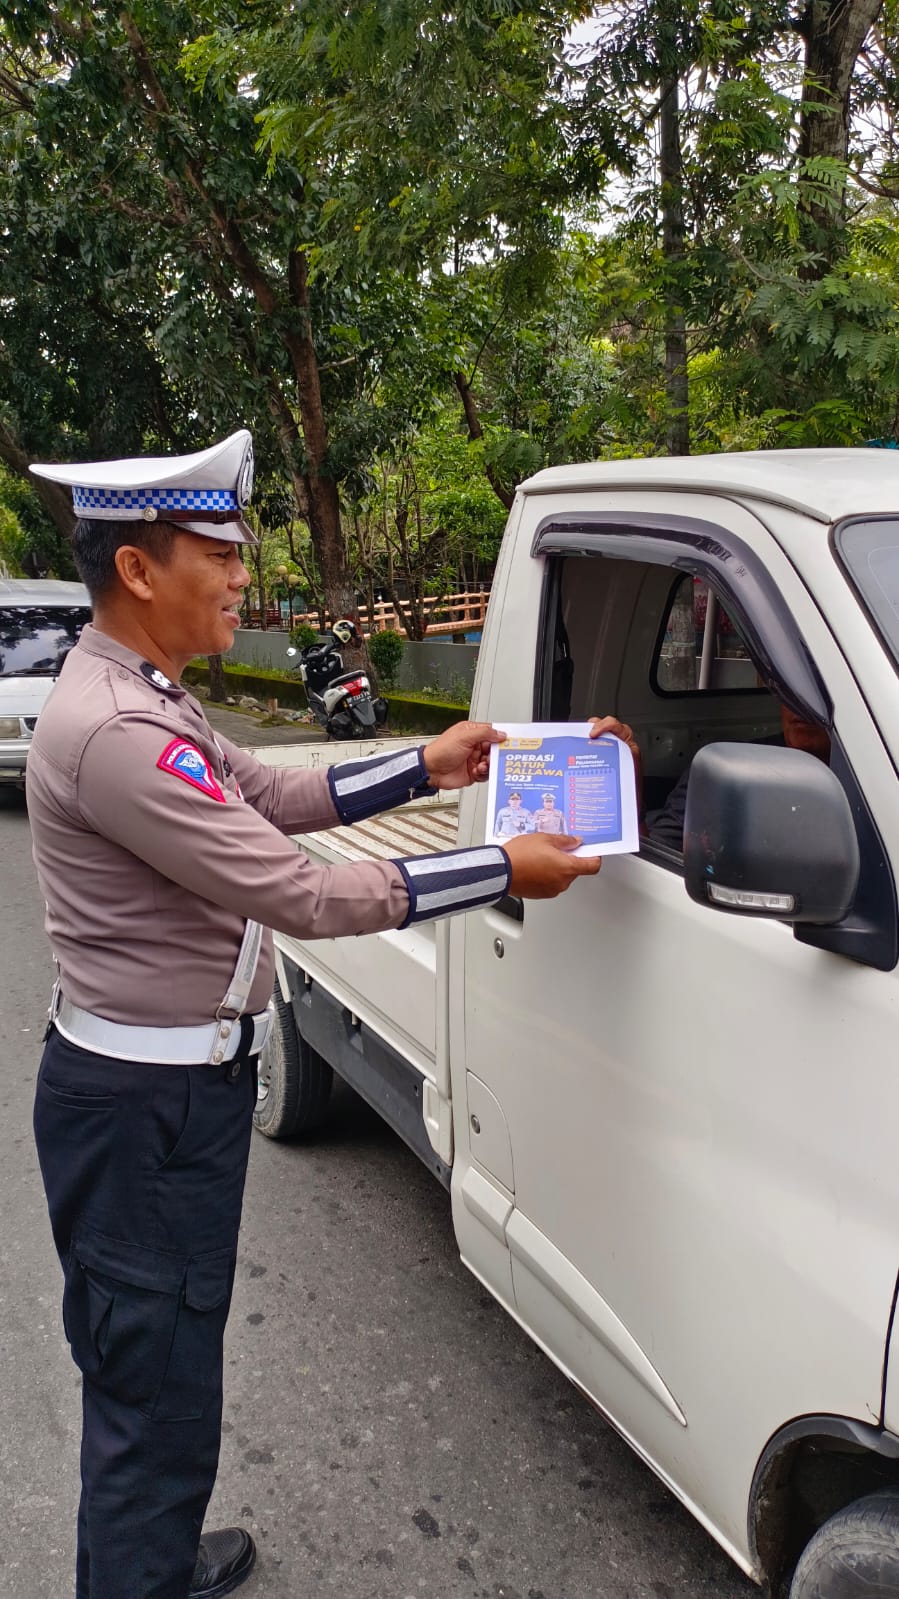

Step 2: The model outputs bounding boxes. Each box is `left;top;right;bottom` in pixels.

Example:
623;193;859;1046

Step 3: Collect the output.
247;590;490;637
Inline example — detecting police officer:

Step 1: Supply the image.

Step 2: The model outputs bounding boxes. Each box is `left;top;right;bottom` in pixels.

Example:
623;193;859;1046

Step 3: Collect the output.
26;430;599;1599
493;790;533;836
533;792;567;833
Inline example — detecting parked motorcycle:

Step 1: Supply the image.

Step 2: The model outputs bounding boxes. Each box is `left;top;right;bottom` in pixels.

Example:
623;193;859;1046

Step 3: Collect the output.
287;619;389;739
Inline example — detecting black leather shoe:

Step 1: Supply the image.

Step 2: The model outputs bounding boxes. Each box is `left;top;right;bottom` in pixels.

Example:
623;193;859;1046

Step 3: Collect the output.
189;1527;256;1598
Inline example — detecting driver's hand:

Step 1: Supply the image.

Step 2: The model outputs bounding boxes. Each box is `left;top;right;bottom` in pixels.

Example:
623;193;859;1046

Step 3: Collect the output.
502;834;601;898
588;715;642;767
589;715;644;823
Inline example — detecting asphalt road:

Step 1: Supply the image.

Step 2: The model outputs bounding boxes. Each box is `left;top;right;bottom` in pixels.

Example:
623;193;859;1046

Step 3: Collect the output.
0;783;755;1599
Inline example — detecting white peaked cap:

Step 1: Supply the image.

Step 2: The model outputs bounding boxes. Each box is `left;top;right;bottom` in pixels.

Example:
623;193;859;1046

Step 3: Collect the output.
29;428;258;545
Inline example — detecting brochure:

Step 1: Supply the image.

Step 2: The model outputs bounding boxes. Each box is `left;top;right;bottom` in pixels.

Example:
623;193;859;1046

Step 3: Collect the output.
486;722;639;857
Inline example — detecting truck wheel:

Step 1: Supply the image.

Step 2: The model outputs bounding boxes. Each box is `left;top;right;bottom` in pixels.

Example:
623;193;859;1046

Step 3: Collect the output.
253;992;333;1139
789;1488;899;1597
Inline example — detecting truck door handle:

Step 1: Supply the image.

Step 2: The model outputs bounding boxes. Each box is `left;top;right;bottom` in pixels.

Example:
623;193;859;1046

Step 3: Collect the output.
495;894;524;922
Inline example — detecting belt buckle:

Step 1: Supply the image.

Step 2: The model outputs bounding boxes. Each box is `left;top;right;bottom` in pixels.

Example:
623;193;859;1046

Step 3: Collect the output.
210;1006;240;1067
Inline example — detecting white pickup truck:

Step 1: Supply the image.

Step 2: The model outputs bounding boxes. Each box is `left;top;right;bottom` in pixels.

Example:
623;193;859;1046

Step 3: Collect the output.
255;450;899;1599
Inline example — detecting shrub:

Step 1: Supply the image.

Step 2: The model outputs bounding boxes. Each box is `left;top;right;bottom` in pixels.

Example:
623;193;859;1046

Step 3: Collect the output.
368;628;405;688
420;667;471;708
290;621;319;649
444;672;472;708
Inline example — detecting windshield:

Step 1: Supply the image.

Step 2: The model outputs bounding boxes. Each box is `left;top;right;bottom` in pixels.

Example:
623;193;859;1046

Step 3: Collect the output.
0;606;90;678
834;518;899;673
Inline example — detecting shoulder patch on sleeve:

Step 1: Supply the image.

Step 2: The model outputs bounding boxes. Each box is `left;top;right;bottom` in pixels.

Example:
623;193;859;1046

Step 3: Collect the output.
157;739;226;802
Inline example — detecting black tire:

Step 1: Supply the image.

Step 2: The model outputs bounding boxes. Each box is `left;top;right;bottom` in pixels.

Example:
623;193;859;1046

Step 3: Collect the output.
253;991;333;1139
789;1488;899;1598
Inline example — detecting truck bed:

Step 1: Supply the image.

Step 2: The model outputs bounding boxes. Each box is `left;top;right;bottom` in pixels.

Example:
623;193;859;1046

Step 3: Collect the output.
299;800;458;865
258;739;458;1080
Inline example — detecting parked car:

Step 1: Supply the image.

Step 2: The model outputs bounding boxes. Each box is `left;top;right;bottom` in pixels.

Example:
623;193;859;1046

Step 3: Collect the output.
0;579;91;785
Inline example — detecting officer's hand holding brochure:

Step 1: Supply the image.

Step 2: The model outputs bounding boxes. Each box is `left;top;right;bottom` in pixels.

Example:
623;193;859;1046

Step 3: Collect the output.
486;723;639;856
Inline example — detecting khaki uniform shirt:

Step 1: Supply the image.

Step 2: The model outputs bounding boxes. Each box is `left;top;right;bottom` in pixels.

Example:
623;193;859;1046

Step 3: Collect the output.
533;807;566;834
26;627;410;1026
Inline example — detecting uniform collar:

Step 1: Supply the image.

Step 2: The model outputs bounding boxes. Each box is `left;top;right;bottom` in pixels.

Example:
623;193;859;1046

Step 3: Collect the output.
77;624;187;697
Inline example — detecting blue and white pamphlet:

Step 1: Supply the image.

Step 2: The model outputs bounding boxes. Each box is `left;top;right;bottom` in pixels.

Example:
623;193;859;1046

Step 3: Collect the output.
486;723;639;857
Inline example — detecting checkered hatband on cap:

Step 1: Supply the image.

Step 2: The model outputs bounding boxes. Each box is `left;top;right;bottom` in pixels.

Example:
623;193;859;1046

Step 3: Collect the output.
72;486;239;516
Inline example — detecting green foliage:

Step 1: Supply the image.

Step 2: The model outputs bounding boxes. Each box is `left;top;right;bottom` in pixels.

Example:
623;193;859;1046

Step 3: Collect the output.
0;468;74;577
395;684;471;711
289;621;319;649
0;501;24;575
367;628;405;688
0;469;28;575
482;432;545;495
348;407;511;636
418;670;472;708
3;0;899;622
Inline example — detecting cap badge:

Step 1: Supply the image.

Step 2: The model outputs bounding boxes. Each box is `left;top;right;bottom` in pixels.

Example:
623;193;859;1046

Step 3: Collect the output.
237;441;254;509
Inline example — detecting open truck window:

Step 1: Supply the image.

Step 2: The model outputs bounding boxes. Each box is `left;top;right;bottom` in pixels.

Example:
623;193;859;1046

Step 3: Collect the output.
653;574;757;695
543;553;783;862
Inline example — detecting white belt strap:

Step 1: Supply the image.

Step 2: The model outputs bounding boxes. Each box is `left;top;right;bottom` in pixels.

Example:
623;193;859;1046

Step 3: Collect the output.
53;997;274;1066
198;735;263;1050
218;918;264;1020
48;918;269;1066
207;916;265;1063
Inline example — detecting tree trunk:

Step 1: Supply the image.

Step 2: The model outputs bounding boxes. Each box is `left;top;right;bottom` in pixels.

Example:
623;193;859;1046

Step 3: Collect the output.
245;539;267;629
659;74;690;457
797;0;884;254
207;654;227;702
0;423;75;537
284;249;369;671
384;582;426;640
112;21;362;651
455;373;515;509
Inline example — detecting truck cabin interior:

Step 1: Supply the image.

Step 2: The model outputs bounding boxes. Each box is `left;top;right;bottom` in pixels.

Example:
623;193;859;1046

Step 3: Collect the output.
544;554;827;859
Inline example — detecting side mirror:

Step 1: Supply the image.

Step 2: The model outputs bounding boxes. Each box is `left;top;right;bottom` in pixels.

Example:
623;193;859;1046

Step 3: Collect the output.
684;743;859;925
286;646;297;658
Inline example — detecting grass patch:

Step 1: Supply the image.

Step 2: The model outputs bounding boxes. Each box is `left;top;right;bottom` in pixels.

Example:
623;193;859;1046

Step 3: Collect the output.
385;687;469;711
189;657;297;683
185;660;464;734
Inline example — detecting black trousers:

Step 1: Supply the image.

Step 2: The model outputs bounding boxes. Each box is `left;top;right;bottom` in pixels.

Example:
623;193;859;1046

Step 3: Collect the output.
33;1026;258;1599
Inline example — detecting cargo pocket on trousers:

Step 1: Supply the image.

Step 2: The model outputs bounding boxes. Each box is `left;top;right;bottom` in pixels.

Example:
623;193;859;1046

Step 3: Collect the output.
63;1225;185;1413
152;1249;236;1424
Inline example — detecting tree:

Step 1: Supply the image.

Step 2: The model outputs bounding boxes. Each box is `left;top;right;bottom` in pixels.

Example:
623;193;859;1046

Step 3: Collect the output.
201;0;588;505
207;654;226;703
797;0;885;253
0;466;75;577
349;412;508;639
0;4;397;629
659;67;689;455
571;0;895;451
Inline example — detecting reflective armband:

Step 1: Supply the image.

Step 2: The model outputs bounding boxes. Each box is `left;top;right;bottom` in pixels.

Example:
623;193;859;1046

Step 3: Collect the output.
328;745;431;825
396;847;511;926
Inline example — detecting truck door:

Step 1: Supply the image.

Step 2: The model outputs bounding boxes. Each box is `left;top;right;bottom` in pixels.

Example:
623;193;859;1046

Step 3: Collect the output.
451;491;899;1563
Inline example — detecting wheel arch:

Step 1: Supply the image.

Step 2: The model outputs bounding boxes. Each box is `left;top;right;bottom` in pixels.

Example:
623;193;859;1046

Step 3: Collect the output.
750;1415;899;1596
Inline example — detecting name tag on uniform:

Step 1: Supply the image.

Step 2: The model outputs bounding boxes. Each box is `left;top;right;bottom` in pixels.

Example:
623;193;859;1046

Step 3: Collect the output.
157;739;226;803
